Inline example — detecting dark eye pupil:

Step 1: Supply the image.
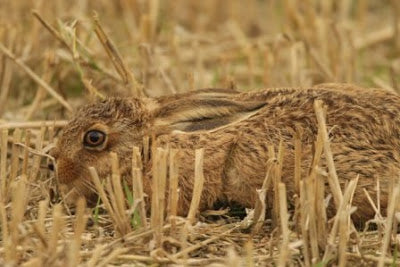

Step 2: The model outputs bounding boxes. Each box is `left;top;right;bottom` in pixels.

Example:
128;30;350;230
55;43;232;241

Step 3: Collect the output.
89;132;100;143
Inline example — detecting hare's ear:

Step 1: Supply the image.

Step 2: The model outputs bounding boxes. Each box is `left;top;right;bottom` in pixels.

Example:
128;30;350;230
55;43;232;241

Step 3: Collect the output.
153;98;266;132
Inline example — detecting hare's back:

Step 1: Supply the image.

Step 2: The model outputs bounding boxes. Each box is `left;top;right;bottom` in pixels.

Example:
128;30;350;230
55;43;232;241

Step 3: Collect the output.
230;86;400;148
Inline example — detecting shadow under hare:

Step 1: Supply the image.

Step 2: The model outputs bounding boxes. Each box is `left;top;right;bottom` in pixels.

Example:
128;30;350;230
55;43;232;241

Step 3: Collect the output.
50;84;400;223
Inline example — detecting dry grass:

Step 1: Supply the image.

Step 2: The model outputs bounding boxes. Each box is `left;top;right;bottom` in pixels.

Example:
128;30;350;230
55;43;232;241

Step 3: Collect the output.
1;0;400;266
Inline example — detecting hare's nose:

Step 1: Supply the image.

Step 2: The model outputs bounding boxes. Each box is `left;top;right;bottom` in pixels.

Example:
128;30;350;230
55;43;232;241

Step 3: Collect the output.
48;162;55;171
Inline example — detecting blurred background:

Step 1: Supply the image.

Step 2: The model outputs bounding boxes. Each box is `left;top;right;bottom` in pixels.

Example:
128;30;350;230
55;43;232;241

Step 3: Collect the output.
0;0;399;121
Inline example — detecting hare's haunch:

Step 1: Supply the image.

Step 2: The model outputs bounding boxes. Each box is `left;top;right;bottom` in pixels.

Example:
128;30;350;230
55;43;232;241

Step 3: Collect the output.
51;84;400;222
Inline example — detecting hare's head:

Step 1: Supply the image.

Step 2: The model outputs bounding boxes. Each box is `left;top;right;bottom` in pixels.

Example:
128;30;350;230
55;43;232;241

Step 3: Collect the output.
50;97;152;205
50;89;266;205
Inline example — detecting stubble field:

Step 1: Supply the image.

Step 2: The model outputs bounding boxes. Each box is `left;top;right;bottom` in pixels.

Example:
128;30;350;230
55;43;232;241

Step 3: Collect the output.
1;1;400;266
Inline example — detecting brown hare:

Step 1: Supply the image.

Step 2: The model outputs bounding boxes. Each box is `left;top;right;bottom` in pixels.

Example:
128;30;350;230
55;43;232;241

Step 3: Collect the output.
50;84;400;222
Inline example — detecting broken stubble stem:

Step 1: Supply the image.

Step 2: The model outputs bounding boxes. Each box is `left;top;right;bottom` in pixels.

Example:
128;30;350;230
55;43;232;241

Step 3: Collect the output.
92;13;143;97
168;149;179;234
0;42;73;112
132;146;147;228
187;148;205;224
277;183;290;267
22;130;31;176
68;197;88;267
89;167;118;230
314;100;343;208
377;178;400;267
48;204;65;261
0;120;68;129
1;129;8;201
10;129;21;182
31;126;46;181
322;176;359;263
150;147;168;246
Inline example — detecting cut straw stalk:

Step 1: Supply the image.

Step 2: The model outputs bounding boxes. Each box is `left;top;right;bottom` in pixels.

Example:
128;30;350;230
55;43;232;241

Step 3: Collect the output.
68;197;87;267
9;128;21;182
92;13;142;97
322;176;359;263
0;50;13;116
305;172;319;263
110;153;129;225
277;183;290;267
0;120;68;129
187;148;205;224
131;147;147;228
299;180;311;267
314;100;343;208
150;147;168;246
0;42;72;112
7;176;28;263
89;167;128;236
294;129;302;195
173;225;240;260
108;152;131;235
338;204;350;267
178;148;205;262
252;158;273;233
168;149;179;233
21;130;31;176
35;199;49;251
377;178;400;267
48;204;65;261
30;126;46;181
0;129;8;201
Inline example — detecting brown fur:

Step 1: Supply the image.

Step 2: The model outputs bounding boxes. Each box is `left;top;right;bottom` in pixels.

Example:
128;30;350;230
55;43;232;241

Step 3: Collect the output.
51;84;400;222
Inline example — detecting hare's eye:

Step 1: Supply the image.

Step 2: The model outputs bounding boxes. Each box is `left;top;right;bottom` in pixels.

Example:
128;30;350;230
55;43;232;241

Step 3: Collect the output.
84;130;106;148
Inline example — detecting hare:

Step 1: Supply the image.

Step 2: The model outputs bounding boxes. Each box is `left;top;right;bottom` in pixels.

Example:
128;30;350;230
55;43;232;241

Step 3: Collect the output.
50;84;400;222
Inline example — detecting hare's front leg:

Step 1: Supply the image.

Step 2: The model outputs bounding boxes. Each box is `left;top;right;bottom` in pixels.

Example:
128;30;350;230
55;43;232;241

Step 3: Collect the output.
156;132;237;215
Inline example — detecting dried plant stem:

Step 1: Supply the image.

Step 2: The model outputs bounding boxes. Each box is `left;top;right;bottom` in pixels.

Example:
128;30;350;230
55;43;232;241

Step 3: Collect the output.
187;148;205;224
21;130;31;176
314;100;343;208
294;129;302;194
168;149;179;233
30;126;46;181
354;25;399;49
92;13;142;97
0;129;8;201
252;160;273;233
305;173;319;263
0;53;13;116
89;167;121;233
36;199;49;251
9;129;21;182
98;248;130;267
338;204;349;267
0;201;8;256
8;176;28;262
150;148;168;246
277;183;290;267
323;176;359;263
173;225;239;259
142;136;150;165
377;178;400;267
25;55;52;120
132;147;146;227
299;181;311;267
68;197;87;267
48;204;65;262
0;42;72;112
362;188;383;221
0;120;67;129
